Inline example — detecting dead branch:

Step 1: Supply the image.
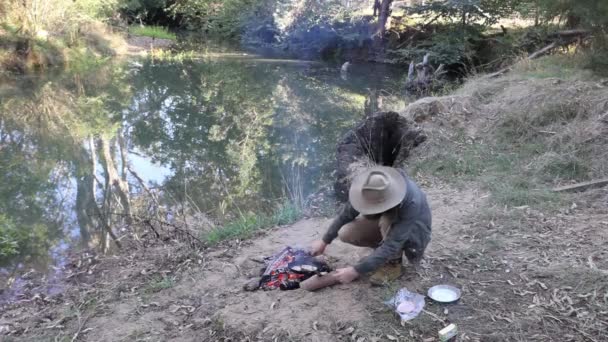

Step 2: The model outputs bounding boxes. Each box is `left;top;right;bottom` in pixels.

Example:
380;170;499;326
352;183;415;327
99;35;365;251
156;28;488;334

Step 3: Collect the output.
552;178;608;193
528;41;558;59
127;164;159;208
130;214;205;246
91;204;122;249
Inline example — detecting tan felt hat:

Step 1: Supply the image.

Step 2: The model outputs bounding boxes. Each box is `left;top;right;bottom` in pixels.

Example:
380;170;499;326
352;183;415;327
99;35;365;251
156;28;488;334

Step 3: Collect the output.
348;166;407;215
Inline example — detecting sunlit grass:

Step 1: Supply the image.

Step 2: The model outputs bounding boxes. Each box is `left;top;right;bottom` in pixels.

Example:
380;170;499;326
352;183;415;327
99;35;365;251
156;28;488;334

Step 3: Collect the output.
511;53;595;80
130;25;176;40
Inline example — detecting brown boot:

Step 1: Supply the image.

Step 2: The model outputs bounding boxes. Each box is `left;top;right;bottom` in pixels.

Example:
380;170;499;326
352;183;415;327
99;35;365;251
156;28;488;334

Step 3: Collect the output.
369;259;403;286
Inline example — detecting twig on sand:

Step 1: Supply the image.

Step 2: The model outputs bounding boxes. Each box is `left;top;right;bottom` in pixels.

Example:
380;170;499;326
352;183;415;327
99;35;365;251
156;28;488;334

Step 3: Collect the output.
422;309;446;323
70;313;92;342
574;327;599;342
552;178;608;193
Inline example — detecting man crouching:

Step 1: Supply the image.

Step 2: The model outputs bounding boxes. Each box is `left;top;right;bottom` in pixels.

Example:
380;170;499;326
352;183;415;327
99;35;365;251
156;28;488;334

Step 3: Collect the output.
310;166;432;285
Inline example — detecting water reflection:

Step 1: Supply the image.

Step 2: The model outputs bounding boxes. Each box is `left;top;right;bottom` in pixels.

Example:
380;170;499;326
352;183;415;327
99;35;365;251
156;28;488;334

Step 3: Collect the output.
0;55;406;294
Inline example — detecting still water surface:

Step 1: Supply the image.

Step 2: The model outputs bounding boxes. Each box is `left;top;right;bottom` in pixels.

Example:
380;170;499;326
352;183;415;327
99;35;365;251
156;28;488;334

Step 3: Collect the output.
0;52;406;297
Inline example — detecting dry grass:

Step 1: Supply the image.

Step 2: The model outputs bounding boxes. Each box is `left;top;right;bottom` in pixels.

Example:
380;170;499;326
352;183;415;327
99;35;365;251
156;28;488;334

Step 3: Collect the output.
406;53;608;201
0;0;128;72
399;54;608;340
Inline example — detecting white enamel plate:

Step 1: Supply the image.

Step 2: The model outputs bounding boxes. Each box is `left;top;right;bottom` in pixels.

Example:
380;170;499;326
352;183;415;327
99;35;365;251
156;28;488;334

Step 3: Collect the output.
427;285;462;303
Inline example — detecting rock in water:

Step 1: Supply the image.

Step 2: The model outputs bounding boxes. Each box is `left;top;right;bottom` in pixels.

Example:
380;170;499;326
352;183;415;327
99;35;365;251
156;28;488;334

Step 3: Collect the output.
341;61;351;73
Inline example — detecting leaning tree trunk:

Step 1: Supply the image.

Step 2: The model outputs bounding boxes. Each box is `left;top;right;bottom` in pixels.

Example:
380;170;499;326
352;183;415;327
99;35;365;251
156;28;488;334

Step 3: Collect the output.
334;111;426;202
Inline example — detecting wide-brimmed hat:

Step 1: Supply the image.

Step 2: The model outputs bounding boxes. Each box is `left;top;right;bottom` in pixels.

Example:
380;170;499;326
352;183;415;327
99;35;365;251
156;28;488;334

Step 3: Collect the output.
349;166;407;215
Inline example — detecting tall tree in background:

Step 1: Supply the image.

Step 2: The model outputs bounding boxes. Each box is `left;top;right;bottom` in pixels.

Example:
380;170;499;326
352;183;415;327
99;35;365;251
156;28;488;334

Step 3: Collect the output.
373;0;393;38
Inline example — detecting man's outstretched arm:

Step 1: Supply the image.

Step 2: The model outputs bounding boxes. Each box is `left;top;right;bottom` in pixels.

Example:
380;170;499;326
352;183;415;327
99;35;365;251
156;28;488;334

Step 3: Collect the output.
322;203;359;244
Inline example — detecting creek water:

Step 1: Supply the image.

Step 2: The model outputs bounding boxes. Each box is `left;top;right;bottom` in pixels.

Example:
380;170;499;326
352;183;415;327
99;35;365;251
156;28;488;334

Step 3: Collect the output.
0;51;407;300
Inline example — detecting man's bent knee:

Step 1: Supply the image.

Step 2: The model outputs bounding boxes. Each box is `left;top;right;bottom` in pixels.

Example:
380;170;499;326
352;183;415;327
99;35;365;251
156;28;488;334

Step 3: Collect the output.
337;219;382;247
338;222;357;243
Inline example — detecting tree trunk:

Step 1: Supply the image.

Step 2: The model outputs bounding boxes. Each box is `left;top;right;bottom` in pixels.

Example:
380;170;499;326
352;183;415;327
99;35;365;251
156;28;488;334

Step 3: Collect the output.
99;137;132;224
74;137;100;249
375;0;393;39
462;9;467;28
373;0;380;17
75;174;94;248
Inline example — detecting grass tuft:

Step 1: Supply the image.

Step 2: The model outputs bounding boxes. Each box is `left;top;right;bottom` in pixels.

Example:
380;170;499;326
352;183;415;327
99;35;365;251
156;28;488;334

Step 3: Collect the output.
511;53;595;80
130;25;176;40
144;275;175;293
204;203;301;245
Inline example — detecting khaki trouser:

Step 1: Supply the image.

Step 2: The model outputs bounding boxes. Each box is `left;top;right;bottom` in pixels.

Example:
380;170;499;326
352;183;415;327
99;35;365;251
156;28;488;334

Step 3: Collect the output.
337;215;403;261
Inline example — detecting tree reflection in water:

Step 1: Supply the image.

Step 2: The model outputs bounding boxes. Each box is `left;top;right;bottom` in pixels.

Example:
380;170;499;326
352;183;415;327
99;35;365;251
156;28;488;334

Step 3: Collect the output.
0;55;405;289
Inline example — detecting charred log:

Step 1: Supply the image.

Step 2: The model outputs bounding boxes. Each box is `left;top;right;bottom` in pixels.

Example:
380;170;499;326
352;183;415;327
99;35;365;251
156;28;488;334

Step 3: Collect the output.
364;88;383;117
334;111;426;202
405;53;446;95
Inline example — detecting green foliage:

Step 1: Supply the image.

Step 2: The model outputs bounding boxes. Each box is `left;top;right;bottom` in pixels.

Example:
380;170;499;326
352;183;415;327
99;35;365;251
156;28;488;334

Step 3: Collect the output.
1;0;119;36
167;0;261;38
534;0;608;28
119;0;169;23
129;25;176;40
0;215;53;265
405;0;521;26
0;215;20;260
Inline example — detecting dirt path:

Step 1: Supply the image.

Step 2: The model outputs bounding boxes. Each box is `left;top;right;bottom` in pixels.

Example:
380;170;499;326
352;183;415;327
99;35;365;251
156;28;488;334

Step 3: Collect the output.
72;185;484;342
2;183;606;341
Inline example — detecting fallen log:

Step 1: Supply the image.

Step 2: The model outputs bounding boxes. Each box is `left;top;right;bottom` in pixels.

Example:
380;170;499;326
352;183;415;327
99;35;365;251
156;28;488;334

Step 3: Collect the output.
334;111;426;202
549;29;591;38
552;178;608;193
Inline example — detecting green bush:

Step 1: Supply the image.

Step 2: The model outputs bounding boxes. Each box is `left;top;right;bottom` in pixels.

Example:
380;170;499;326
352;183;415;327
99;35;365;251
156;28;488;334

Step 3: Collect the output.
0;216;20;260
167;0;263;38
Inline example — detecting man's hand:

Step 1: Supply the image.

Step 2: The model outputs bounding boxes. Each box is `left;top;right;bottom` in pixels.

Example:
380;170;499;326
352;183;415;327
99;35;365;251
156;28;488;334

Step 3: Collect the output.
334;267;359;284
310;240;328;256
